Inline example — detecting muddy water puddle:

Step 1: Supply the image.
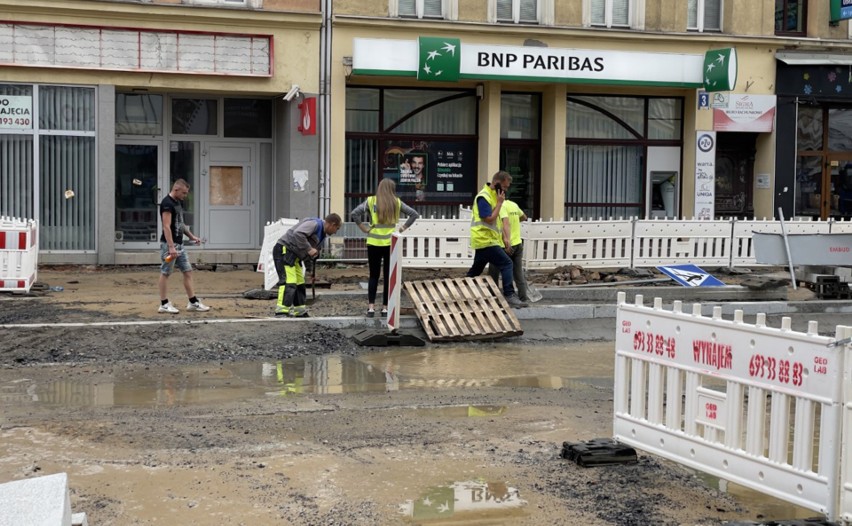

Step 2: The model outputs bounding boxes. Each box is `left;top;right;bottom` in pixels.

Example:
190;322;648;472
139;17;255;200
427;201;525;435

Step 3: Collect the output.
4;341;615;408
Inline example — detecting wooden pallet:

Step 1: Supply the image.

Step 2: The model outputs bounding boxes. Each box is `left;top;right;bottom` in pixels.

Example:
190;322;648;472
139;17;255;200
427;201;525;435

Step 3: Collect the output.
403;276;523;341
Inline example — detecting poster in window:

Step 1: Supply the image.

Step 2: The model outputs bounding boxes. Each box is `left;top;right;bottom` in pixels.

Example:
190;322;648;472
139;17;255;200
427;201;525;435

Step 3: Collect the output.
382;140;477;203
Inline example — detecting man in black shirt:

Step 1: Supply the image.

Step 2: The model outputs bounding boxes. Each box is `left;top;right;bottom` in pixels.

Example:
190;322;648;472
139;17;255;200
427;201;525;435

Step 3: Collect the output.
158;178;210;314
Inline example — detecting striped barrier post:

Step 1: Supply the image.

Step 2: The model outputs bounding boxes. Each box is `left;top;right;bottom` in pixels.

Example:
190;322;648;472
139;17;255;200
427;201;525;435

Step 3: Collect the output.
386;232;401;333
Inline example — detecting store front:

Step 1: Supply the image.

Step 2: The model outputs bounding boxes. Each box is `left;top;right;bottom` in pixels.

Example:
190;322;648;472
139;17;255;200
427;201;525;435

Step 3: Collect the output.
335;35;714;222
776;56;852;220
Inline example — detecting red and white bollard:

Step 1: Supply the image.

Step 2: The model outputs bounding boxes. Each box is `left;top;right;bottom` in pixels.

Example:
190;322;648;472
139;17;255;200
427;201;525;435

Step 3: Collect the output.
386;232;401;333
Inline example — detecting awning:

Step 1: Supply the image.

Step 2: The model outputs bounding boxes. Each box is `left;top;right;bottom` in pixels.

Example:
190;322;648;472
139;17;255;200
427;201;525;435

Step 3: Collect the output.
776;51;852;65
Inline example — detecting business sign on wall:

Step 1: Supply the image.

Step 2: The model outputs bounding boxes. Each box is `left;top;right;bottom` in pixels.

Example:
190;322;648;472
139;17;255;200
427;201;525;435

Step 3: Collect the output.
694;132;717;220
0;95;33;130
713;94;776;132
830;0;852;21
353;37;705;88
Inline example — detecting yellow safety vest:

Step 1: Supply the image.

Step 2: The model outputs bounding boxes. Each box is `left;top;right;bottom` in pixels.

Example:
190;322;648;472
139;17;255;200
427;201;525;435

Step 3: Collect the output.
470;184;502;249
503;200;523;247
366;196;400;247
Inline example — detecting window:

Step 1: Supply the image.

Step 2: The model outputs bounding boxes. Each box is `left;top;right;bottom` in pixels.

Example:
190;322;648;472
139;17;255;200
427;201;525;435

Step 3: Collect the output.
590;0;631;28
776;0;806;36
496;0;538;24
398;0;445;18
688;0;721;32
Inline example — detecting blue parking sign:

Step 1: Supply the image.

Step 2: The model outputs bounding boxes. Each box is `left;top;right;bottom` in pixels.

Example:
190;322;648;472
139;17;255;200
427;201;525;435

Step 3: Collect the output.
657;264;725;287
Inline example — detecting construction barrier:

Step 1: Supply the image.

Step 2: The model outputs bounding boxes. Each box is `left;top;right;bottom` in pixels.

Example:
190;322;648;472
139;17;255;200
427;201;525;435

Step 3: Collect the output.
262;215;846;272
0;216;39;293
612;291;850;522
257;218;298;291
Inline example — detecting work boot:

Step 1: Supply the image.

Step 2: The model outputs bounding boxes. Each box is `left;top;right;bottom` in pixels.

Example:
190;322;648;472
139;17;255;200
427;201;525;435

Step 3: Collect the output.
504;294;527;308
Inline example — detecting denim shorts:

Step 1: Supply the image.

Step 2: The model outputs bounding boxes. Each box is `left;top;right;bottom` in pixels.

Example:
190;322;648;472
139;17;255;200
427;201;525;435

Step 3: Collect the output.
160;243;192;275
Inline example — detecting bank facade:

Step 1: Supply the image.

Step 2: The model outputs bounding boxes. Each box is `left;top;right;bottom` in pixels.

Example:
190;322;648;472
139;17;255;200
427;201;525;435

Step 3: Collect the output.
2;0;852;265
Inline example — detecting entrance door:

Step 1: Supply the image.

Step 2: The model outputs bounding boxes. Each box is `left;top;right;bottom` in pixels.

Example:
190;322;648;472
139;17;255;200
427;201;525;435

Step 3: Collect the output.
203;144;256;248
115;141;163;245
499;144;539;219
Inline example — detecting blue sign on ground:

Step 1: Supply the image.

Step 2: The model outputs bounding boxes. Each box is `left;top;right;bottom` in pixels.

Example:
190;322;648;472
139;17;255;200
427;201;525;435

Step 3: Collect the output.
657;264;725;287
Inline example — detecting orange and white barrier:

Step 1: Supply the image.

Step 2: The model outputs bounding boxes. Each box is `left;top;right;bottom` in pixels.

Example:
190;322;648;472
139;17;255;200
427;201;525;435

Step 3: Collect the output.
0;217;39;293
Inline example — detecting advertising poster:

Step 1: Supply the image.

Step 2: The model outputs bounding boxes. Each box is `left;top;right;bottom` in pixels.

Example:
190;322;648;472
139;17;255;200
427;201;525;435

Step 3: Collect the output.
382;140;477;203
694;132;717;220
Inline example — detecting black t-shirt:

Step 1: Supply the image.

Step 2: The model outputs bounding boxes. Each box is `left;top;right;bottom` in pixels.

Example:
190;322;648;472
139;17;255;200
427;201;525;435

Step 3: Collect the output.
159;194;185;245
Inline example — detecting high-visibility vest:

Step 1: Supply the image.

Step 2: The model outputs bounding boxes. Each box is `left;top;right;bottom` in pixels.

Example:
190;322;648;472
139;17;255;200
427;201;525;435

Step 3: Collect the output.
470;184;501;250
366;196;400;247
503;200;523;246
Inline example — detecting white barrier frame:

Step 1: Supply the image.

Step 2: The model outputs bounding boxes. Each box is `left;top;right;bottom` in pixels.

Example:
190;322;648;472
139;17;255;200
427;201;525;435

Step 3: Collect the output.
0;216;39;293
259;216;852;274
613;291;847;520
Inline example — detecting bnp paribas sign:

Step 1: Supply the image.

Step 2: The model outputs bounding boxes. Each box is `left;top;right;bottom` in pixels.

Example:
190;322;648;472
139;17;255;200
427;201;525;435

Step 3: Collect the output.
353;37;707;88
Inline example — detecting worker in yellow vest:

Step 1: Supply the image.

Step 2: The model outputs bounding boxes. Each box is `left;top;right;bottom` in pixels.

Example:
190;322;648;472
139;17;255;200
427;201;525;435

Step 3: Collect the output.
465;171;526;308
488;198;531;302
351;178;420;317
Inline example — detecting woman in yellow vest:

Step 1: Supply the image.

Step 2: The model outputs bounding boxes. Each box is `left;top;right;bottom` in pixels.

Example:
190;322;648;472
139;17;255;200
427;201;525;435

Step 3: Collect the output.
351;179;420;317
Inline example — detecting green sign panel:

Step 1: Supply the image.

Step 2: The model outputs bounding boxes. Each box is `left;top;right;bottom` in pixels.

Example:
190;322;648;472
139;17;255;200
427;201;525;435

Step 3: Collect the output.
703;48;737;93
417;37;461;82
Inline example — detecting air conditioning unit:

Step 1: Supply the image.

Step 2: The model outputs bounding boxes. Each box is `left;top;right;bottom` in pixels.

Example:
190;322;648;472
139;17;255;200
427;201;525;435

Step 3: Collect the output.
115;231;124;241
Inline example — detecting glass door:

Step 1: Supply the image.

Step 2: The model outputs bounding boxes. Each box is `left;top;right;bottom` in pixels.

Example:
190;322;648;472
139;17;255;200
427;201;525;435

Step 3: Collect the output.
499;145;538;218
115;141;162;245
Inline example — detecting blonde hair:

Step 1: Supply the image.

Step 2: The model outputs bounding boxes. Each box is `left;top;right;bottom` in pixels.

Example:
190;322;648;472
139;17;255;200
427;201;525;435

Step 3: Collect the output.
375;178;399;225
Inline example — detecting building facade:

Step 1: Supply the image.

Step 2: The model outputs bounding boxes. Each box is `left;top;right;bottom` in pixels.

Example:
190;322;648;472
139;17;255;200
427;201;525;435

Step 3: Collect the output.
0;0;322;264
2;0;852;265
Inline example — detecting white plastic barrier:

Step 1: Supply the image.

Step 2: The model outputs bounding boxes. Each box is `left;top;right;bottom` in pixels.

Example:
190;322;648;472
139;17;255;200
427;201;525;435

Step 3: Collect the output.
613;291;847;521
399;219;473;269
0;216;39;293
257;218;299;291
522;218;633;269
631;218;733;267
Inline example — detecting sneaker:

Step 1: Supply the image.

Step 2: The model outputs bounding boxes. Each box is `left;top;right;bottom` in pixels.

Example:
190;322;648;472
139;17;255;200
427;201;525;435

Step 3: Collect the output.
274;306;289;316
292;311;310;318
504;294;527;308
366;309;375;318
158;302;179;314
186;301;210;312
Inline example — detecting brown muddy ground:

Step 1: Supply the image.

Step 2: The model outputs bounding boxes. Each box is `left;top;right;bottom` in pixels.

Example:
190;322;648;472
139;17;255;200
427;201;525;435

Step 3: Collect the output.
0;265;814;525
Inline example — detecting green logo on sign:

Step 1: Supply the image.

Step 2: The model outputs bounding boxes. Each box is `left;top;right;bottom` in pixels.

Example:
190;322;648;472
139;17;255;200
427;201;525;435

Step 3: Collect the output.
703;48;737;93
418;37;461;82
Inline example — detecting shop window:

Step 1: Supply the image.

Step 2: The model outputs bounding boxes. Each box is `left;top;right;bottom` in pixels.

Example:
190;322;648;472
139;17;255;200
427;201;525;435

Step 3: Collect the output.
687;0;722;32
0;84;96;250
346;89;380;133
590;0;631;28
797;106;822;151
775;0;807;36
495;0;539;24
116;94;163;136
224;98;271;138
172;99;217;135
648;98;682;140
501;94;540;139
398;0;445;18
345;87;478;221
565;95;684;220
828;108;852;151
40;86;95;132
